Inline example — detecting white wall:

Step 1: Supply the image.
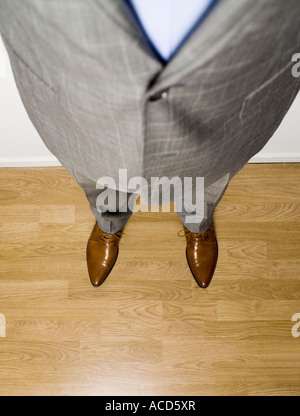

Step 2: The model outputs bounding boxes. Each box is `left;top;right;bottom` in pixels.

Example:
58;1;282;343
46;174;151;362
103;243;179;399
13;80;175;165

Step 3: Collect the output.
0;36;59;167
1;35;300;167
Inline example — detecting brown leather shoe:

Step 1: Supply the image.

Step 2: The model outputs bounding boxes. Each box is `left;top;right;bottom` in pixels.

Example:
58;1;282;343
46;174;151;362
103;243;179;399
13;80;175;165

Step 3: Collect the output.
183;225;218;289
86;222;124;287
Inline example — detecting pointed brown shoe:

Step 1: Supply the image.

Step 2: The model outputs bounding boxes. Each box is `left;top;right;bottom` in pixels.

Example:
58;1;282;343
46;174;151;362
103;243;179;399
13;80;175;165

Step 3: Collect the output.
183;225;218;289
86;222;124;287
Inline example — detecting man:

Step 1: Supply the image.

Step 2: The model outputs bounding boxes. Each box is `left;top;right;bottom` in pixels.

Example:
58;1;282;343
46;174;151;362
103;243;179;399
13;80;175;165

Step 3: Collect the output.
0;0;299;289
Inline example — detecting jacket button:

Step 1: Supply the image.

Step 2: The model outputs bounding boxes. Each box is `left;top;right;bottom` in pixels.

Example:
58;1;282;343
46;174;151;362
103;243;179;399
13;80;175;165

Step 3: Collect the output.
149;88;170;101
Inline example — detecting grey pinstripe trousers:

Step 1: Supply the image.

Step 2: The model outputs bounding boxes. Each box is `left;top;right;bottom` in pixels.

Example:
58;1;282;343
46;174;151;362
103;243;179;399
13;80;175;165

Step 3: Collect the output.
67;165;230;234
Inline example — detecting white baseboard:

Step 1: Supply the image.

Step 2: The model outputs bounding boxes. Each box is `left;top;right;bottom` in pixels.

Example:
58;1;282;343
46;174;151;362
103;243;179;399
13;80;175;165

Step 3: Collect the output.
249;153;300;163
0;154;300;167
0;157;62;167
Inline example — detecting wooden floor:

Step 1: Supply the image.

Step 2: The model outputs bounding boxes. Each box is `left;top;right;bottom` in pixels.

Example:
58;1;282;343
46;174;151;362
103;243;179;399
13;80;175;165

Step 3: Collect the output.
0;164;299;396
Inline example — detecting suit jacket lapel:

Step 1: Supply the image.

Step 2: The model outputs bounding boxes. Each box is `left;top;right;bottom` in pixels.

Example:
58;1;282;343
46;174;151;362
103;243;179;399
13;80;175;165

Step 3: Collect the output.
150;0;263;95
93;0;165;64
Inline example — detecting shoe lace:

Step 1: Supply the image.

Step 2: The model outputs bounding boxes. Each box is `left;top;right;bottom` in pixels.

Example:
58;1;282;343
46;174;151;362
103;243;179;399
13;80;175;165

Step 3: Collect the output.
177;228;211;242
98;230;125;243
177;228;187;238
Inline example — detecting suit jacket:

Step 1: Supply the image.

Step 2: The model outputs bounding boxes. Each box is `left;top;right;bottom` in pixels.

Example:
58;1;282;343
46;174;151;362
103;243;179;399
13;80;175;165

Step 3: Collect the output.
1;0;300;193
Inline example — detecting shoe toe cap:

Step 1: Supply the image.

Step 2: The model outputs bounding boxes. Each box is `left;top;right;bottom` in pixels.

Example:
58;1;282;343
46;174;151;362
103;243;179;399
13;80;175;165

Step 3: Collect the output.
190;263;213;289
89;268;110;287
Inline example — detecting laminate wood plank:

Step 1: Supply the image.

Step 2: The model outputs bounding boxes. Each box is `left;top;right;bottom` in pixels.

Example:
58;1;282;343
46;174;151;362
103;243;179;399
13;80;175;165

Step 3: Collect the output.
248;382;300;396
203;320;291;341
39;205;76;224
269;260;300;279
193;279;300;301
1;222;39;242
68;280;192;302
216;300;300;321
0;205;40;222
215;203;300;222
215;362;300;384
0;340;80;364
5;319;104;341
0;281;69;306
